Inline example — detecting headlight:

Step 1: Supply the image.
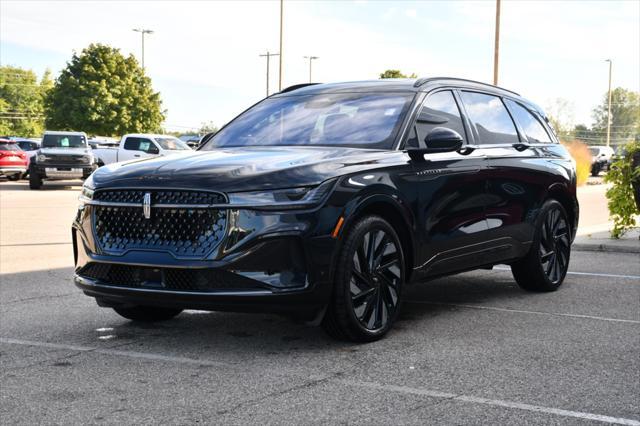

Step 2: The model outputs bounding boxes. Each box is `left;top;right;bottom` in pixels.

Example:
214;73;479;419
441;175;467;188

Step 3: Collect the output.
227;179;335;210
79;186;94;205
79;175;95;205
82;155;92;163
37;154;48;163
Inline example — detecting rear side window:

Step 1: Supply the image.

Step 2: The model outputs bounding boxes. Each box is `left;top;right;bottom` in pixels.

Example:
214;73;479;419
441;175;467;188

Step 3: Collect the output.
460;92;519;144
504;99;551;143
0;142;20;151
124;137;157;153
405;90;466;148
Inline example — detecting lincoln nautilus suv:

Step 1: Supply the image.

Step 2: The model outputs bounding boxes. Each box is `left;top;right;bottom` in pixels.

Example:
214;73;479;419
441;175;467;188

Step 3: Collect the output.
73;78;578;342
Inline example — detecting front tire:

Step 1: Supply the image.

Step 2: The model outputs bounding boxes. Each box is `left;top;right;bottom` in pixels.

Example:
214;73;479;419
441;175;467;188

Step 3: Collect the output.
113;306;182;322
511;200;571;292
322;215;404;342
6;173;20;181
28;166;42;189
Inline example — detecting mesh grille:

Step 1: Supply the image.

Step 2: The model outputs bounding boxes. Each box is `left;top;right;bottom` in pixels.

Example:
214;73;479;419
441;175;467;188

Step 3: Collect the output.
93;205;226;258
79;263;263;292
94;190;225;205
42;154;87;164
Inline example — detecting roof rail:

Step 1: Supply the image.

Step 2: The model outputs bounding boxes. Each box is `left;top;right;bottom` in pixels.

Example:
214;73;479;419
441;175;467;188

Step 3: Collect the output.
279;83;322;94
413;77;520;96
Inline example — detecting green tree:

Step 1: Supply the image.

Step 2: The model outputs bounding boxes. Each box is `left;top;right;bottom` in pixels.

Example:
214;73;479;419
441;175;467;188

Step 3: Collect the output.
545;98;575;142
45;43;165;136
199;121;218;134
0;66;51;137
592;87;640;145
379;69;417;79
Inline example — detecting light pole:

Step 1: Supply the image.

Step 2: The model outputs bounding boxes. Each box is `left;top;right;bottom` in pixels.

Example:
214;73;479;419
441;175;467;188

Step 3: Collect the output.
605;59;613;147
304;56;319;83
493;0;501;85
259;51;280;97
132;28;154;70
278;0;284;91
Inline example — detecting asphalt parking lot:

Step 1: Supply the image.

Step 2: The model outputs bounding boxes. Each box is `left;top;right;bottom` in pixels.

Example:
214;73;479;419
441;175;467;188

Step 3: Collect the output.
1;181;639;425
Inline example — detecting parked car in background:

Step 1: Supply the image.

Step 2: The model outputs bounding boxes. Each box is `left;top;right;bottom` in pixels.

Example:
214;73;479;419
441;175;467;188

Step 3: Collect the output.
29;131;97;189
88;137;119;150
92;134;192;166
73;78;578;342
179;134;201;149
0;139;28;181
589;145;615;176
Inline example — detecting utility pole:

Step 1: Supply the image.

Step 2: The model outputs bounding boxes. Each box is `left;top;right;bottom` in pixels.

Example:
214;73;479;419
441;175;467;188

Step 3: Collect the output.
605;59;613;147
259;51;280;97
493;0;501;85
133;28;154;70
304;56;319;83
278;0;284;91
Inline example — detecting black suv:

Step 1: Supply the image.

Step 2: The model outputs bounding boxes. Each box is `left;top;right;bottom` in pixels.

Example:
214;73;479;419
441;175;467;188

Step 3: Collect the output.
73;78;578;342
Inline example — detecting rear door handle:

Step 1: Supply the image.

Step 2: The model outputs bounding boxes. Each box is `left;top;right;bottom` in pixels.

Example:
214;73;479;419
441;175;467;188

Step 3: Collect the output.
134;154;140;158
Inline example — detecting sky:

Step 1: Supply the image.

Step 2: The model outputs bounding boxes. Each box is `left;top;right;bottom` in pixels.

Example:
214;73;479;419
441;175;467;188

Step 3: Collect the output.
1;0;639;132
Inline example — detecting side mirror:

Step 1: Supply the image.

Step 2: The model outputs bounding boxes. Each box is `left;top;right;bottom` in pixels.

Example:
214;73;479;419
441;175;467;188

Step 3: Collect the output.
407;127;464;161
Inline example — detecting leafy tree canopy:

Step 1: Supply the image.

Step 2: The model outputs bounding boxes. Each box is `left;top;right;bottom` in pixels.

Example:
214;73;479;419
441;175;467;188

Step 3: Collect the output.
0;66;52;137
45;43;165;136
379;69;417;79
592;87;639;145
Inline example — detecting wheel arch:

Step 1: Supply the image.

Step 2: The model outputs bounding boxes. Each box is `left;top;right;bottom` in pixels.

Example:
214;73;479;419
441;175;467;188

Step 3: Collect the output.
546;183;579;241
341;194;416;282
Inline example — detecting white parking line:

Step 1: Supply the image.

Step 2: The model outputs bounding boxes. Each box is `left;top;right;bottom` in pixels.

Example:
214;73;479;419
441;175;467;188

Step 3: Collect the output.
492;266;640;281
2;337;639;425
339;380;640;426
406;301;640;324
0;337;227;367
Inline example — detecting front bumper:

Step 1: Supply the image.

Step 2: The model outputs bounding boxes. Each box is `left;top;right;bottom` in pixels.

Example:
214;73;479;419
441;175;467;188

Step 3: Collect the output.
72;203;342;316
33;163;96;179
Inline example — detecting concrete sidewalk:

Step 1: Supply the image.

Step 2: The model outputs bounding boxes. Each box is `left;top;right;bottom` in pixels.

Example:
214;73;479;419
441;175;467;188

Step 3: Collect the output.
573;228;640;254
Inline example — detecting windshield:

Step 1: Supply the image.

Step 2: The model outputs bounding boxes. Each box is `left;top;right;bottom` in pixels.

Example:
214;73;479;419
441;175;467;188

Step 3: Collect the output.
0;142;21;151
201;93;414;150
154;137;191;150
42;134;86;148
589;148;599;156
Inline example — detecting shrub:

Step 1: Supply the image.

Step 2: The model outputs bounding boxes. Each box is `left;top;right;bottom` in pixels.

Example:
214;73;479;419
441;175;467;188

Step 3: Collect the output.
561;140;591;186
604;141;640;238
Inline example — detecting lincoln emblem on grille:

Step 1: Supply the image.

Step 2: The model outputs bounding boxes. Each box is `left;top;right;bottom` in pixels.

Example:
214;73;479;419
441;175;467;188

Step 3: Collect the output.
142;192;151;219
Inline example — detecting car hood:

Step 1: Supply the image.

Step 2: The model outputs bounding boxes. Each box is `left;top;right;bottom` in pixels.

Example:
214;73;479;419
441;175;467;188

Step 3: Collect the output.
39;147;92;156
91;146;407;192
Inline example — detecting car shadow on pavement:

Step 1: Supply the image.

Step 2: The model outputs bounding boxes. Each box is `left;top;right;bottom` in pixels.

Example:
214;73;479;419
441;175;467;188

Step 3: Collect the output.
1;266;527;355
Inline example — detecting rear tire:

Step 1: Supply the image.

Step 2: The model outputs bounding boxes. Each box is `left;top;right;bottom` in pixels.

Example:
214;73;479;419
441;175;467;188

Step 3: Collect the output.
322;215;404;342
28;167;42;189
6;173;20;181
511;200;571;292
113;306;182;322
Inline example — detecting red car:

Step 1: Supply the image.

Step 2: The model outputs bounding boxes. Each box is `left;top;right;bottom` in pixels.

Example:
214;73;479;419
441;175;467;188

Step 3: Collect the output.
0;139;28;181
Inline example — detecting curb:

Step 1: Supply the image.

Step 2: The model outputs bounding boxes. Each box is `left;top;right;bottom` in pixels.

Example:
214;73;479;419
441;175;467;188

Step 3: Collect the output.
572;243;640;254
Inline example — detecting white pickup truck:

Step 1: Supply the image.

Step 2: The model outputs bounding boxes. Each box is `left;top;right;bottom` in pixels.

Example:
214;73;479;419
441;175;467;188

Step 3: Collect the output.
91;134;192;166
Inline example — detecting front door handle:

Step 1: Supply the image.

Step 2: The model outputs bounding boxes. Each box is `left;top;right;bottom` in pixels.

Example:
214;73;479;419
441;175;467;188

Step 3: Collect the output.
134;154;140;158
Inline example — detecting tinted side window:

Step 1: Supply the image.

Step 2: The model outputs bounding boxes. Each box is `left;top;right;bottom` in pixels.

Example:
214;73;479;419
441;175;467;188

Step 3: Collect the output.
124;138;155;152
405;90;466;148
123;137;141;151
460;92;519;144
504;99;551;143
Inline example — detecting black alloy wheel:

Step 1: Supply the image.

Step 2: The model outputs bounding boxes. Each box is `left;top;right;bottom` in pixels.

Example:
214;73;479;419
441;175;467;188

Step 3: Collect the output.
512;200;571;292
350;228;402;331
322;215;404;342
539;207;571;284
